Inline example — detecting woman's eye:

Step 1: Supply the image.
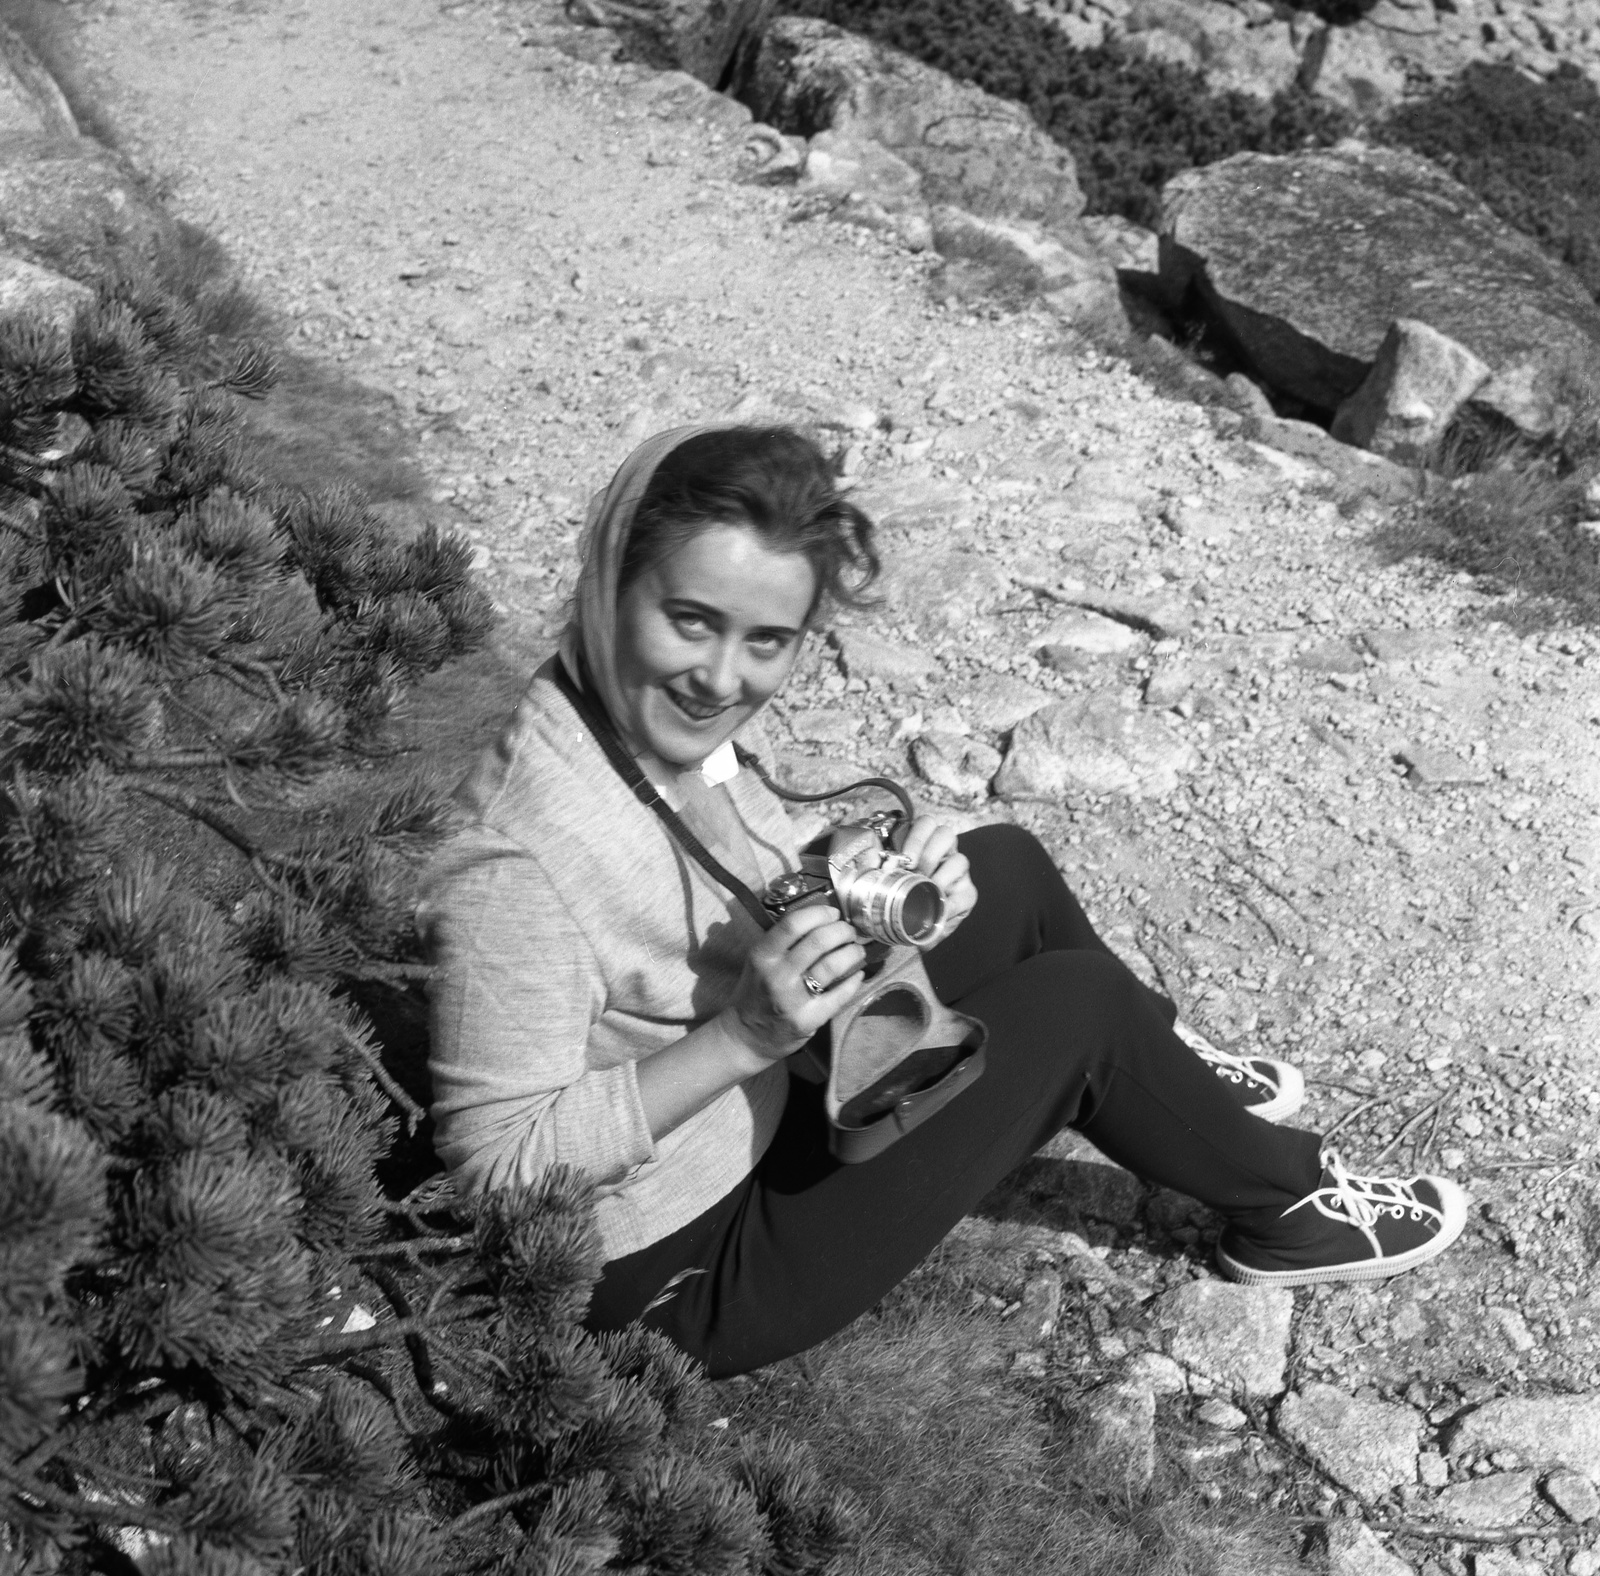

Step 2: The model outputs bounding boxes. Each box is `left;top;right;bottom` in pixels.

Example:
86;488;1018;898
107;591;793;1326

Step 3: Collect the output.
748;634;789;657
671;612;709;636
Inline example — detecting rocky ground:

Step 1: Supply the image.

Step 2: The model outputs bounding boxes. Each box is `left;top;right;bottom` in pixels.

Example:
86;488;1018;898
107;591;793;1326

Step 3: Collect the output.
61;0;1600;1568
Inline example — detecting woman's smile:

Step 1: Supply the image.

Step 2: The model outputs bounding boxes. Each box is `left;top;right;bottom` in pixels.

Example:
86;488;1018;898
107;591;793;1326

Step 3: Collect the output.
613;521;818;768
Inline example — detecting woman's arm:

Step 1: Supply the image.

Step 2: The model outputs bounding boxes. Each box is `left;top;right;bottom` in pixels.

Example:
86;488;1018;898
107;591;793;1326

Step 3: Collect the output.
422;827;869;1181
637;901;866;1139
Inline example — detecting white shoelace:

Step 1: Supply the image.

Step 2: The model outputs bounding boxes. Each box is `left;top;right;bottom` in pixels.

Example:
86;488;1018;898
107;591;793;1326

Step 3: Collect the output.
1175;1023;1268;1086
1286;1149;1434;1231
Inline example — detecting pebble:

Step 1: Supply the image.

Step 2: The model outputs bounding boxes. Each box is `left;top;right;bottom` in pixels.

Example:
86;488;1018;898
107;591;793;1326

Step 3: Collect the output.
1546;1469;1600;1523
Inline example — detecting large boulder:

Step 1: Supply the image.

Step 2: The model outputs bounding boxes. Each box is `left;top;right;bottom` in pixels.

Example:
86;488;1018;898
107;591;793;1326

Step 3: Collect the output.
595;0;772;88
0;24;78;141
0;254;91;333
1330;318;1491;463
1121;0;1309;98
743;17;1084;229
1159;144;1600;438
0;134;175;281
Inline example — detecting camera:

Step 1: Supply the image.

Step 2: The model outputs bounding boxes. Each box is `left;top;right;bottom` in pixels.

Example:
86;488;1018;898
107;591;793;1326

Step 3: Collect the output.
761;810;945;950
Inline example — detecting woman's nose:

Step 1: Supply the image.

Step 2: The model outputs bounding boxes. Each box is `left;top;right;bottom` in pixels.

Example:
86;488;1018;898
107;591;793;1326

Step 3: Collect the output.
689;641;743;701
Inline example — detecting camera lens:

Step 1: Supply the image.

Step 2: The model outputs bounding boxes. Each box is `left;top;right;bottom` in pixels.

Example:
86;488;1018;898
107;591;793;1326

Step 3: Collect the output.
845;869;945;947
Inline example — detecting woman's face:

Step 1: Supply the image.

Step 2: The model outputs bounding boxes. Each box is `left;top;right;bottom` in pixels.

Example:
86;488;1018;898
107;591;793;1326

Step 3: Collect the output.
613;521;817;767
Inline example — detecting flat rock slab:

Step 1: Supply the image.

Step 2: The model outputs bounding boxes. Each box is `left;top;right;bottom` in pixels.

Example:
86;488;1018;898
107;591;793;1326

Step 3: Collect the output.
1160;144;1600;434
1396;743;1488;786
0;253;90;334
1361;627;1456;662
1063;1379;1156;1494
1545;1469;1600;1524
1032;608;1144;659
0;133;175;281
911;730;1000;799
994;693;1200;800
960;671;1052;731
1430;1469;1535;1528
1151;1280;1293;1399
1276;1383;1420;1500
785;708;864;746
831;629;939;682
774;752;873;795
1325;1519;1415;1576
1451;1396;1600;1480
881;548;1012;629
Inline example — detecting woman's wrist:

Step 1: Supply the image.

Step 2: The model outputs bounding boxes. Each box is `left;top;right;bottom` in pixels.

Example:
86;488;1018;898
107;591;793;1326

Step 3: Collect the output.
712;1004;799;1070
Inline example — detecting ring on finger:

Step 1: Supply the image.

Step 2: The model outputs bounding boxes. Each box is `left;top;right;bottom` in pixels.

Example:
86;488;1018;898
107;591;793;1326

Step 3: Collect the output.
802;973;826;997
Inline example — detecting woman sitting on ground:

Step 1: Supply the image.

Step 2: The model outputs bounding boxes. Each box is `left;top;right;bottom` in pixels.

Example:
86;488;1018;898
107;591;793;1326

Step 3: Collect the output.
419;424;1466;1380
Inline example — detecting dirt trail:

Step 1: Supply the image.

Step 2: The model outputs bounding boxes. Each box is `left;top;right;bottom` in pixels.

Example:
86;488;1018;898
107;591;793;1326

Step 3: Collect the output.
69;0;1600;1419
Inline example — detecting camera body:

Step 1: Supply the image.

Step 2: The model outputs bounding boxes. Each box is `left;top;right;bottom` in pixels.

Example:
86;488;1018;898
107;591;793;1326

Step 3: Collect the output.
761;810;945;952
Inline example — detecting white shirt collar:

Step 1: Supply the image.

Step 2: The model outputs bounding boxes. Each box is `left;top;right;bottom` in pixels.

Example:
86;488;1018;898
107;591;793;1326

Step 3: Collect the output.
697;740;740;786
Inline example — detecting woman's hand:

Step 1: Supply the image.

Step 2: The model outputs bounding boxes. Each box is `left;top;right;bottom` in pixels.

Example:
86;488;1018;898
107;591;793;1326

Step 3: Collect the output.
719;904;867;1062
898;816;978;941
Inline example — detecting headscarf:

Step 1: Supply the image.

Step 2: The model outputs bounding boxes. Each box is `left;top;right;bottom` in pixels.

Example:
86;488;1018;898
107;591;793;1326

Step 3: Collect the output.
557;424;712;742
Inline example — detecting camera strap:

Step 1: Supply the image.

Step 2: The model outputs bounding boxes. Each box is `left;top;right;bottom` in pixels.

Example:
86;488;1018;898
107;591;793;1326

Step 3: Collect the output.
552;660;987;1165
552;660;918;932
552;661;777;933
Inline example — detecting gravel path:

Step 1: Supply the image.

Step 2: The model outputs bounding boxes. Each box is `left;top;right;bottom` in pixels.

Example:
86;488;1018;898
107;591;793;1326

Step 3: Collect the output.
71;0;1600;1416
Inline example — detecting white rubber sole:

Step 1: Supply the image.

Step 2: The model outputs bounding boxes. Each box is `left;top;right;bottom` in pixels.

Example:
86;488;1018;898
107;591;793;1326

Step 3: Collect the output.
1215;1176;1469;1287
1245;1059;1305;1124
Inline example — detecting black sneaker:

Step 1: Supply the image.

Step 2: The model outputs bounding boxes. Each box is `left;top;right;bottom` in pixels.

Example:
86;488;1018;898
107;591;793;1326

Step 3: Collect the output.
1174;1020;1306;1124
1216;1150;1468;1288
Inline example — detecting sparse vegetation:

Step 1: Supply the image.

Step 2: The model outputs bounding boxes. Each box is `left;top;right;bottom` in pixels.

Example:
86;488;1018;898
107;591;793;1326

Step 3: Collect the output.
1375;418;1600;626
724;1227;1298;1576
1378;62;1600;304
780;0;1350;227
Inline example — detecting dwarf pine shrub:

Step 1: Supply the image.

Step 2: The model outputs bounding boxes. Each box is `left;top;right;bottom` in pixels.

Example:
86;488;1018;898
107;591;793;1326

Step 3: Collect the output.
1378;62;1600;304
0;266;853;1573
780;0;1350;225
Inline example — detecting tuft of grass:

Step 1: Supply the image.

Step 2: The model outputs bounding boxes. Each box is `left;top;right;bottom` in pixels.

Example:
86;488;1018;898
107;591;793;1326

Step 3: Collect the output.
719;1246;1297;1576
1372;420;1600;628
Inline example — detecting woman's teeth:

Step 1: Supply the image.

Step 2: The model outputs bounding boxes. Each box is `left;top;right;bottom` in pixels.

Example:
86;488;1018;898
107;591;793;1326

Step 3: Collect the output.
669;691;727;722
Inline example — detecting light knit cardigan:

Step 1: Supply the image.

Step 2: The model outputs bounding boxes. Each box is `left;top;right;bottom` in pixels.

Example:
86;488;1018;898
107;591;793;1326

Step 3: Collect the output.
417;659;796;1260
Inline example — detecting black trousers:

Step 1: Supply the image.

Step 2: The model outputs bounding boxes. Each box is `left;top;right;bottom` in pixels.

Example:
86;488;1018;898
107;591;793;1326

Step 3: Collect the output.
585;824;1324;1378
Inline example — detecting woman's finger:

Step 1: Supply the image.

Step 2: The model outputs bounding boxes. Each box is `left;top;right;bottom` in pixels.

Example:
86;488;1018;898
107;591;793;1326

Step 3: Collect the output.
901;815;956;876
790;923;867;983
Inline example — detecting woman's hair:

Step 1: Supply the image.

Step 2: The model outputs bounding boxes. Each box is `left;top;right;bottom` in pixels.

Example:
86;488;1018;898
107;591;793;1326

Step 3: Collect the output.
617;426;880;619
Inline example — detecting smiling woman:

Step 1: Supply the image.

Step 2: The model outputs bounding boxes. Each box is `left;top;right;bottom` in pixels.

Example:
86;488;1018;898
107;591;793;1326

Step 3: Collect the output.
418;424;1470;1381
613;524;815;764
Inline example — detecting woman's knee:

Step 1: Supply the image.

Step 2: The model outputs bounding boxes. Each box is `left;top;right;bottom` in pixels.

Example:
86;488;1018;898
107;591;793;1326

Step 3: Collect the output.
961;824;1063;913
978;948;1147;1036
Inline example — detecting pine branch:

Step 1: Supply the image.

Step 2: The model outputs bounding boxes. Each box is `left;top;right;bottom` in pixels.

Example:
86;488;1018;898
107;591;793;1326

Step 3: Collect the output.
449;1483;548;1532
15;1383;186;1474
131;783;261;860
352;1235;473;1262
295;1305;495;1361
0;1458;170;1533
340;1023;427;1133
362;1262;460;1418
